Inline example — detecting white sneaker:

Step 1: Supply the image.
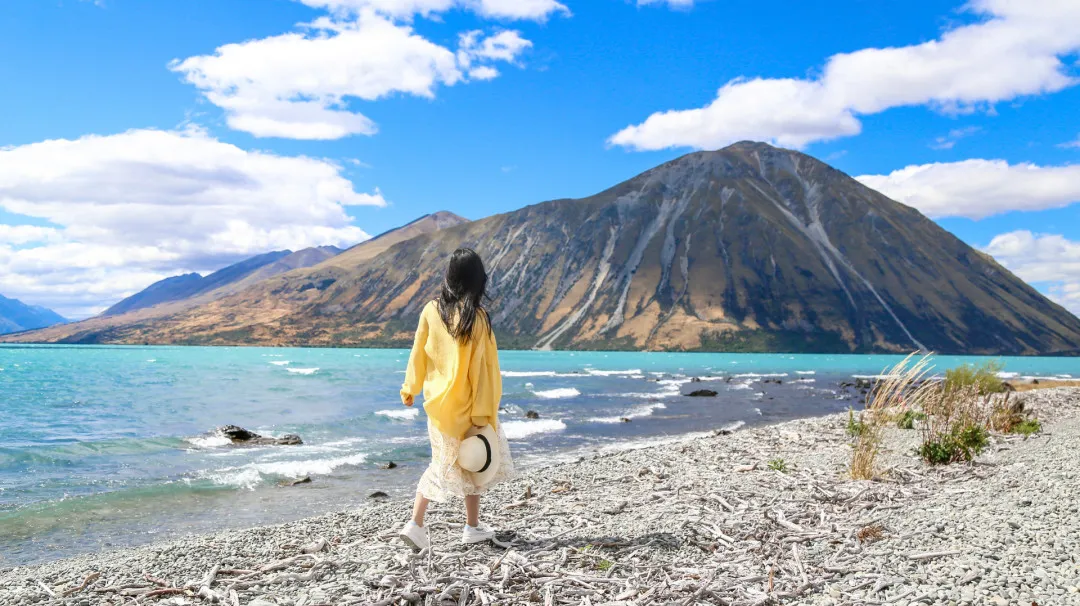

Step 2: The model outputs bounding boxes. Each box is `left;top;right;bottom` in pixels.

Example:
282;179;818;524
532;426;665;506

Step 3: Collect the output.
462;523;496;544
399;521;429;551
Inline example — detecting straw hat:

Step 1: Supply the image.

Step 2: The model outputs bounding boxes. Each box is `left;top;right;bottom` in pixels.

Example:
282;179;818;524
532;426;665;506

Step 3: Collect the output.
457;424;500;486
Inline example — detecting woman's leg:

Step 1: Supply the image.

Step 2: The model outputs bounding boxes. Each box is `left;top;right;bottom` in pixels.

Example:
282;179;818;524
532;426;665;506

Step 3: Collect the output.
412;492;430;527
465;494;480;527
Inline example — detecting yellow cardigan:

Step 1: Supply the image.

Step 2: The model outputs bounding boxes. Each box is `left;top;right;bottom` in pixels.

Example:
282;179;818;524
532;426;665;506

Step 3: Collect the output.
400;301;502;440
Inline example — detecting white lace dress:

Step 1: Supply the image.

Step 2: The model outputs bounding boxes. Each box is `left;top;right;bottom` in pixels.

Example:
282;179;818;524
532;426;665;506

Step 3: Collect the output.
416;421;515;502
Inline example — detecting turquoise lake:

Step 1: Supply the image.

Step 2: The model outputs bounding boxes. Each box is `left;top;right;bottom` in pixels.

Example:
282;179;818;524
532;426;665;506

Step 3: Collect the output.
0;345;1076;565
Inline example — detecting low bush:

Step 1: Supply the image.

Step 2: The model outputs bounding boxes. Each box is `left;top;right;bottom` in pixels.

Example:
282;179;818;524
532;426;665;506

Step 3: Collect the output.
768;458;788;473
919;424;988;465
944;360;1006;396
1012;418;1041;436
896;410;926;429
847;408;867;436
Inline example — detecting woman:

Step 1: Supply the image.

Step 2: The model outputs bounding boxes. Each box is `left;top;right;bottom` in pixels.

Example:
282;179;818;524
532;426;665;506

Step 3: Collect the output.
398;248;514;549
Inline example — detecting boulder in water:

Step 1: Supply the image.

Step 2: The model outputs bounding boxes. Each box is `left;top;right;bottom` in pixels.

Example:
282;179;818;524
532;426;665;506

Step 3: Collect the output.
687;389;718;397
216;425;303;446
526;410;541;419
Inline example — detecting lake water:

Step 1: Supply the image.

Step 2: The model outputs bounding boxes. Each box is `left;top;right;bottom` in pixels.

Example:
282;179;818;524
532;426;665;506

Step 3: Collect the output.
0;345;1075;565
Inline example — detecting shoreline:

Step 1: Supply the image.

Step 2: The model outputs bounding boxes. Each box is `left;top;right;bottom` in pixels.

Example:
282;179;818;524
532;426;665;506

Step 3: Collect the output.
2;388;1080;605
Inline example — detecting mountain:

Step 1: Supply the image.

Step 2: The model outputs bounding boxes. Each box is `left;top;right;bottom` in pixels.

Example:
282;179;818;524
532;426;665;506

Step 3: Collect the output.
1;213;467;344
0;294;67;335
104;250;294;316
6;144;1080;353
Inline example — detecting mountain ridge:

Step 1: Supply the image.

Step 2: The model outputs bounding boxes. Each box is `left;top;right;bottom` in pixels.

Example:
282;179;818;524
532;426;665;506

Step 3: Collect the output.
2;213;468;344
0;294;67;335
5;144;1078;354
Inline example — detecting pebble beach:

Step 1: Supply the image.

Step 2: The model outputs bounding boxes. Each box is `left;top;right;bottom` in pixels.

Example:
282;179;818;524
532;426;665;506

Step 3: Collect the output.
2;387;1079;606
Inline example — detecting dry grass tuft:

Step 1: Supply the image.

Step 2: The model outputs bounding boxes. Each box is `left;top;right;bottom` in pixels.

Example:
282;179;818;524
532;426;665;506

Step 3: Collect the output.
856;524;886;543
849;352;937;480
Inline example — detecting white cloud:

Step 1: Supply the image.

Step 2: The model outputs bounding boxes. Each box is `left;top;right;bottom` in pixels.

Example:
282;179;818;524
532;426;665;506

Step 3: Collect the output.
0;127;379;317
172;11;533;139
610;0;1080;150
984;230;1080;315
298;0;569;20
636;0;694;8
856;159;1080;219
1059;134;1080;148
929;125;982;150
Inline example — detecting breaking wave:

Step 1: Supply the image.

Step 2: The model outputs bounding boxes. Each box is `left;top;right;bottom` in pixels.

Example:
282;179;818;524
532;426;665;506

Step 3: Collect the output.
501;419;567;440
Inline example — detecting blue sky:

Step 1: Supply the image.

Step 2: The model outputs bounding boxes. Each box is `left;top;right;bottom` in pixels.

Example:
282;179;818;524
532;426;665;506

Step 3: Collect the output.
0;0;1078;318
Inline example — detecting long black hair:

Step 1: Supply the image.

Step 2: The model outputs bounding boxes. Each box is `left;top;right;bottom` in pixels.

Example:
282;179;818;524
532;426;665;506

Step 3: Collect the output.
436;248;492;344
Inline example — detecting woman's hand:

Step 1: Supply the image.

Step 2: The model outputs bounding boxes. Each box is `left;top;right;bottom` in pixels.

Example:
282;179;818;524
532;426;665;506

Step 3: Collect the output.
403;394;414;407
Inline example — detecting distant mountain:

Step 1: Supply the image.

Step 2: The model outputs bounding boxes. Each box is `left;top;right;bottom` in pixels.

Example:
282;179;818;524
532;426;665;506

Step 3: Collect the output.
0;294;67;335
31;142;1078;354
103;250;294;316
3;214;466;344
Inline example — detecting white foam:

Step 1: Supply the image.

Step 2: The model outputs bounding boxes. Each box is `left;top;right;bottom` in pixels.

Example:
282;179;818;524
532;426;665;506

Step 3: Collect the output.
146;359;156;363
375;408;420;420
588;402;666;424
502;419;567;440
996;371;1019;379
616;391;681;399
287;367;319;375
852;374;892;380
269;361;290;366
204;452;370;489
203;467;263;491
729;382;753;391
585;369;642;376
185;435;232;449
792;378;816;384
796;371;816;375
533;387;580;399
721;420;746;432
502;370;585;378
733;373;788;378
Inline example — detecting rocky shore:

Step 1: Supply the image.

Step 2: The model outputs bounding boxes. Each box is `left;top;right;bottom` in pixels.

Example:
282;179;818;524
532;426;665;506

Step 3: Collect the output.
2;388;1079;606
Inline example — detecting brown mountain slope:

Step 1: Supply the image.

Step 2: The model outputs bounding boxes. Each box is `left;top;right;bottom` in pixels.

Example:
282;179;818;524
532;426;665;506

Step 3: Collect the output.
10;143;1080;354
321;211;469;271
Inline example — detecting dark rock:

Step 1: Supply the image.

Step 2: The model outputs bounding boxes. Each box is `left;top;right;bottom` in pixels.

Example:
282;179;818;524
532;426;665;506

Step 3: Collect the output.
380;461;398;470
687;389;718;397
854;378;873;389
1032;379;1040;385
691;377;702;383
215;425;303;446
281;476;312;487
218;425;259;441
369;491;390;500
725;377;733;383
619;417;631;423
714;429;732;436
526;410;540;419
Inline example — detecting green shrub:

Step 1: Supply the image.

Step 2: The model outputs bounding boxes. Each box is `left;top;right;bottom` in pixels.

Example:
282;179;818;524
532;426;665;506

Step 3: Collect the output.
768;458;788;473
896;410;927;429
919;424;988;465
944;361;1006;396
847;409;867;437
956;424;988;452
1012;418;1041;436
